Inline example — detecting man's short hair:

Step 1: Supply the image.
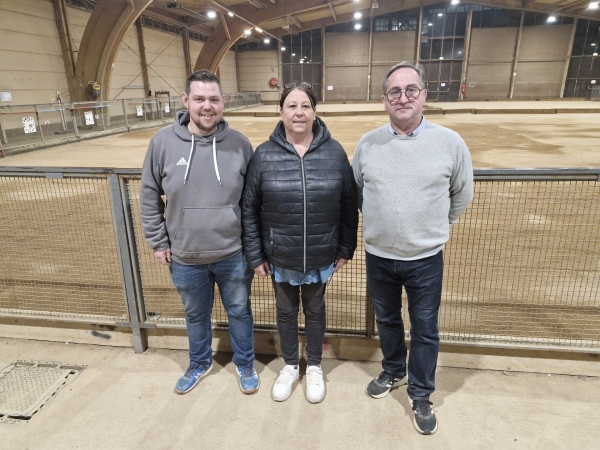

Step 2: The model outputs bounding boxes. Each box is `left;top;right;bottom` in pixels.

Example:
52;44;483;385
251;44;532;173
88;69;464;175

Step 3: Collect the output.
185;70;223;95
382;62;426;93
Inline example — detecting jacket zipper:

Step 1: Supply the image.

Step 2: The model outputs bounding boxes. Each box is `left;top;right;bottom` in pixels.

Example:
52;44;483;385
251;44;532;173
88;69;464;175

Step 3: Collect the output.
301;156;307;273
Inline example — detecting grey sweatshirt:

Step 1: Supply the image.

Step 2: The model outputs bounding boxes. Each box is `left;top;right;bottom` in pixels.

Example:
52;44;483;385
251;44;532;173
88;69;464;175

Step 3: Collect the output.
353;121;473;260
140;110;254;265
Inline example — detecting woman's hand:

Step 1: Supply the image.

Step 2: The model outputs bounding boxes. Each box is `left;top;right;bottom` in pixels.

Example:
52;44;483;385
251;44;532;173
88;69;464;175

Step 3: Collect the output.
334;257;348;273
253;261;272;277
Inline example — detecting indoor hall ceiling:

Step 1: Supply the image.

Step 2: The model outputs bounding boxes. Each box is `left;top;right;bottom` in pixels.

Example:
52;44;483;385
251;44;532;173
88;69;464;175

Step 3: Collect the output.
140;0;599;41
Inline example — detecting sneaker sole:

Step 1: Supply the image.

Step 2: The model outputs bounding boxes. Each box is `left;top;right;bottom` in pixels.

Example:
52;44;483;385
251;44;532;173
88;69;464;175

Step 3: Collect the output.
408;397;438;435
174;362;213;395
366;376;408;399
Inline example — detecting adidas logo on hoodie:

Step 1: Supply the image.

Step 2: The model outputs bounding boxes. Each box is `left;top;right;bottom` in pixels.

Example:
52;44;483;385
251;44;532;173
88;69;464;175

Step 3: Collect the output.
176;157;188;166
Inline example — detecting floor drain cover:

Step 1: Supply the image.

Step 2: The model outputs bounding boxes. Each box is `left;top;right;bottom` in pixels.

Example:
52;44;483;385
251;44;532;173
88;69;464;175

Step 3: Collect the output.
0;360;86;424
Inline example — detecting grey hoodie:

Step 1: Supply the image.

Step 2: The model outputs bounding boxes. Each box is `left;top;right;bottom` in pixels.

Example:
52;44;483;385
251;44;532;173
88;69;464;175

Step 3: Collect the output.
140;110;254;265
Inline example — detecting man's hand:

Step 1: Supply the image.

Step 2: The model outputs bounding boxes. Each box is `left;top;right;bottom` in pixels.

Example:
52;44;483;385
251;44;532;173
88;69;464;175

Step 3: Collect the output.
154;248;172;266
334;257;348;273
253;261;271;277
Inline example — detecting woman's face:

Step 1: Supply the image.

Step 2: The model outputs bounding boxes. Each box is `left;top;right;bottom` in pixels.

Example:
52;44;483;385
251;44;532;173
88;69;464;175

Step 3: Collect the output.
280;89;316;136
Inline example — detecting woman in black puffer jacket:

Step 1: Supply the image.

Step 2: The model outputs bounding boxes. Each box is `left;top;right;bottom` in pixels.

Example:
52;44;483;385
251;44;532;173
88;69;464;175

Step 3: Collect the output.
242;82;358;404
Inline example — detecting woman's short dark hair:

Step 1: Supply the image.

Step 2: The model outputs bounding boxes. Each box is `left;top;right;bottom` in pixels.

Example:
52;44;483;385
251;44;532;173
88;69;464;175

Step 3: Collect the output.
279;82;318;110
186;69;222;95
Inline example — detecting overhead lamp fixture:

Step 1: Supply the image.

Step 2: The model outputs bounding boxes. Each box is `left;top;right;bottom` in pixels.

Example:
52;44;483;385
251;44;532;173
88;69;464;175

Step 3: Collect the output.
588;2;599;9
256;27;263;33
281;46;286;51
354;12;362;18
292;53;296;56
451;0;460;4
438;13;443;16
428;23;433;26
594;52;598;56
228;11;234;17
592;43;597;46
166;2;211;21
207;11;217;19
355;23;362;29
547;16;557;23
245;29;252;35
264;38;270;43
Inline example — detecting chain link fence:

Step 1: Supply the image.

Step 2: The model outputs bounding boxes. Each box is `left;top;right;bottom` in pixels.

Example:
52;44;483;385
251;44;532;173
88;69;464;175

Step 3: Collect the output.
1;167;599;353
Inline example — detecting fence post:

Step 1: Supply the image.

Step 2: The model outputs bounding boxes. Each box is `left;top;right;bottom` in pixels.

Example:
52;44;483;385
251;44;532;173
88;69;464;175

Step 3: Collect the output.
70;103;80;138
121;99;129;129
108;173;147;353
34;105;45;143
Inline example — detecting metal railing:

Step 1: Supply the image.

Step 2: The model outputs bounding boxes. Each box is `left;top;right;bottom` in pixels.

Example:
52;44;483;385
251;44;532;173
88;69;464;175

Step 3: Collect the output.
0;92;262;152
1;167;599;354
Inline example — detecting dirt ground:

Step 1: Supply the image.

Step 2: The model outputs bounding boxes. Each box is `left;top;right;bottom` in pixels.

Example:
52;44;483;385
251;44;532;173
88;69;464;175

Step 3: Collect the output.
1;103;599;347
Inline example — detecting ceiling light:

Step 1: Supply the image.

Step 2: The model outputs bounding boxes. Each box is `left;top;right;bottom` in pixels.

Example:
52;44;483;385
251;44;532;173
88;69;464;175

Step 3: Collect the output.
547;16;557;23
438;13;443;16
355;23;362;29
228;11;234;17
281;46;286;51
256;28;263;33
588;2;599;9
354;12;362;18
592;43;596;46
264;38;270;43
594;52;599;56
244;29;252;35
451;0;460;4
292;53;296;56
207;11;216;19
428;23;433;26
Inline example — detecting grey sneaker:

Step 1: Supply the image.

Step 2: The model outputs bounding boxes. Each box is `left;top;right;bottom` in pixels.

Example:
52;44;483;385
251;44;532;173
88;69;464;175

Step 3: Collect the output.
408;396;438;435
366;371;408;398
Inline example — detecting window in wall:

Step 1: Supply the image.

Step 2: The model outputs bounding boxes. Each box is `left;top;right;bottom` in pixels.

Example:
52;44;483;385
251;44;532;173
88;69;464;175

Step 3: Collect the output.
471;7;520;28
235;39;278;52
325;19;370;33
566;19;600;98
372;8;419;32
281;29;323;100
523;11;574;27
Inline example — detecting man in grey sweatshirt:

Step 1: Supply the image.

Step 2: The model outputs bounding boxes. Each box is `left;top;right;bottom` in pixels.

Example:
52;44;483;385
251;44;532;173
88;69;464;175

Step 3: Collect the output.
140;70;259;396
353;62;474;435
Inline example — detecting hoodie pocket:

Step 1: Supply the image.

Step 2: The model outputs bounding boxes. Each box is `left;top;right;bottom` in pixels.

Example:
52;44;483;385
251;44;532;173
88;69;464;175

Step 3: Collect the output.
172;206;241;255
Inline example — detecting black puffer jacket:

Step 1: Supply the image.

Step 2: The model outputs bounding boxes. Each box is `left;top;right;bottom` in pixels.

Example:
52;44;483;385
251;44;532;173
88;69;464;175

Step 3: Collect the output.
242;117;358;273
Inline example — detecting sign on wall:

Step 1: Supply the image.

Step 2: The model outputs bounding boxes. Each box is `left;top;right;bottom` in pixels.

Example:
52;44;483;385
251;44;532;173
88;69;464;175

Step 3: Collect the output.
84;111;95;125
22;117;36;134
165;104;170;113
1;91;12;102
136;105;143;117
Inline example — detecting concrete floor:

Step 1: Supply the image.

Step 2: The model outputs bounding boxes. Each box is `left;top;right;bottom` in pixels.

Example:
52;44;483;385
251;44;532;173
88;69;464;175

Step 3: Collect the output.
1;337;599;449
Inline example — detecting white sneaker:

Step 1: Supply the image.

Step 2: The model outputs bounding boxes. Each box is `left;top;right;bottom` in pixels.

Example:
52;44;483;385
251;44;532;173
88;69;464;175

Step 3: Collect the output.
272;365;299;402
305;365;325;403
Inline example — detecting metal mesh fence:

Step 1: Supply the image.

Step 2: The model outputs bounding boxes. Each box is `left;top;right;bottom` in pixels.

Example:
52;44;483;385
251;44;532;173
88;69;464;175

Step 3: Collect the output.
1;169;599;350
0;173;127;321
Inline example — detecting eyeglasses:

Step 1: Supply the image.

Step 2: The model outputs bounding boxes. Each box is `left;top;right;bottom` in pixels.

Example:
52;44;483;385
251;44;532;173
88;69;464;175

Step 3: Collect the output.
384;87;424;102
284;82;313;89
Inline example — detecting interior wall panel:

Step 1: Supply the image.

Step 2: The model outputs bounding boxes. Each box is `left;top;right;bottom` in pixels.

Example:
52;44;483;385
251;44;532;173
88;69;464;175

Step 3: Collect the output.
371;31;417;99
324;33;369;101
0;0;69;105
238;50;279;102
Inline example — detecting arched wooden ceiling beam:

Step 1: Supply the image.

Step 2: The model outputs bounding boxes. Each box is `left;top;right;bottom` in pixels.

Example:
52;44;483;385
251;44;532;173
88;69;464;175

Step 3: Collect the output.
194;0;334;72
74;0;153;101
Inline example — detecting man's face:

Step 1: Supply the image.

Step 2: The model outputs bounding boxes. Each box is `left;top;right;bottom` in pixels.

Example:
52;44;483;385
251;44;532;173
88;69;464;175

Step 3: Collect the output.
382;68;427;130
182;81;224;136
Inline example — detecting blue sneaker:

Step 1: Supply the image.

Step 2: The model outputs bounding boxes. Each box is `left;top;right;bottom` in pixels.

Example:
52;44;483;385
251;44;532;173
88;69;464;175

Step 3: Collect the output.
174;362;213;394
237;362;260;394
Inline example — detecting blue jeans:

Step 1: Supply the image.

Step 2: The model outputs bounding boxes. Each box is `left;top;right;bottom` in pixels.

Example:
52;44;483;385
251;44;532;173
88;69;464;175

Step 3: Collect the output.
366;251;443;401
170;251;255;367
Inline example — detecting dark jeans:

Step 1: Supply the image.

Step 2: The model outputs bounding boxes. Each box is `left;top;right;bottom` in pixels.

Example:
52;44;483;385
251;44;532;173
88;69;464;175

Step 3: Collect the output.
366;250;444;401
170;251;255;367
272;280;327;367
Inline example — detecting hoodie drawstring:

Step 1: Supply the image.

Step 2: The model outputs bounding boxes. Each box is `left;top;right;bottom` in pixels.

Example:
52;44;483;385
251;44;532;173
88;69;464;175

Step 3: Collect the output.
183;134;221;186
212;136;221;186
183;134;194;184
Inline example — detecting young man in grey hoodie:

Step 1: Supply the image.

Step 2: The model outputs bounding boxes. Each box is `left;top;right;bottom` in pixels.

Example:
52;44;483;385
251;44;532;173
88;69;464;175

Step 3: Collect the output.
140;70;259;395
353;62;473;435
